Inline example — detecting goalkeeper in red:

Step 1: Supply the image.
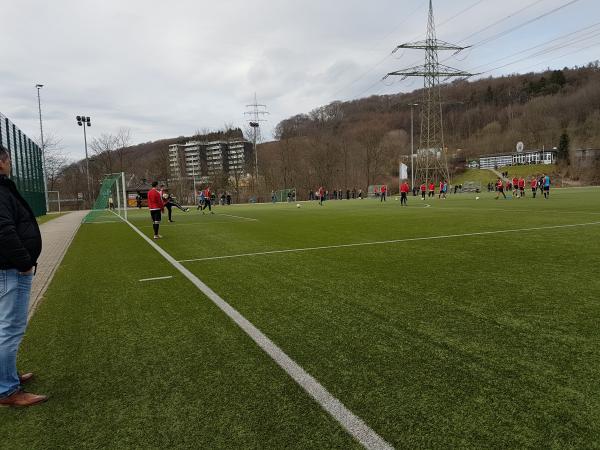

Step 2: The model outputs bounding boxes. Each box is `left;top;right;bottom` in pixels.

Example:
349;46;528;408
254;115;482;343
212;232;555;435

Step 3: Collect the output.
147;181;165;239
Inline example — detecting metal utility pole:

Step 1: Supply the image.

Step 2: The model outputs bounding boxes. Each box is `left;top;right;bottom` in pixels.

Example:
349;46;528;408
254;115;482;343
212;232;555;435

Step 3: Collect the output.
408;103;418;187
76;115;92;206
35;84;49;212
385;0;476;185
244;93;268;186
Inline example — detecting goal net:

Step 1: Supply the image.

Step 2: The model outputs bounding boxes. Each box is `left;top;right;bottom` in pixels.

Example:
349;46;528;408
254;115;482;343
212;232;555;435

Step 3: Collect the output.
367;185;389;198
82;173;128;223
274;188;296;202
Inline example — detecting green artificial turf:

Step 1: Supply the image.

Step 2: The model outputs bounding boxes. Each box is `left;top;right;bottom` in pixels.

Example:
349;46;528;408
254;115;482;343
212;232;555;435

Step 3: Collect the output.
4;188;600;448
1;224;358;449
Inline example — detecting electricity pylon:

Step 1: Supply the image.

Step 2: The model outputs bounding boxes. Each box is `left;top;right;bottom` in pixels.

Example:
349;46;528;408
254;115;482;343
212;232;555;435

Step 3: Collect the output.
385;0;476;185
244;93;268;183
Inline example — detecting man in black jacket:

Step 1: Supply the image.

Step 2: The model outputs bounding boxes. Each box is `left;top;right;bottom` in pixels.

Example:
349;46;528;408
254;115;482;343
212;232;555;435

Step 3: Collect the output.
0;145;47;407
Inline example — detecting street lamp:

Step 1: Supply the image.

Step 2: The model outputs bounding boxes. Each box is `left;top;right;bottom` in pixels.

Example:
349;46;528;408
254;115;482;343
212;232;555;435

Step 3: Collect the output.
408;103;419;187
76;115;92;206
35;84;49;212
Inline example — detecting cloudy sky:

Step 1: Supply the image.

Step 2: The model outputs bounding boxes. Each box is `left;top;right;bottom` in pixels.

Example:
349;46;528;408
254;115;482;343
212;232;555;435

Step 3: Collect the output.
1;0;598;160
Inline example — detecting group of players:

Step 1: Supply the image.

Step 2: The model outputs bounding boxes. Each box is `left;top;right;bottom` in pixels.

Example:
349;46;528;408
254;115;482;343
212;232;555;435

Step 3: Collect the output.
495;174;551;200
146;182;214;239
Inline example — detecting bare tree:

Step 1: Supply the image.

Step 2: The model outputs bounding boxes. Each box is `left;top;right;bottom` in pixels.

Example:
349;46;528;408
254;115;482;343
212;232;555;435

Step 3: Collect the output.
90;133;117;174
38;133;70;191
115;128;132;172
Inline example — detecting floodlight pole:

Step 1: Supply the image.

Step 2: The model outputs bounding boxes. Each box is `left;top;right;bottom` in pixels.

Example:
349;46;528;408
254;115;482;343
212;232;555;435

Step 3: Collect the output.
76;115;92;207
36;84;49;212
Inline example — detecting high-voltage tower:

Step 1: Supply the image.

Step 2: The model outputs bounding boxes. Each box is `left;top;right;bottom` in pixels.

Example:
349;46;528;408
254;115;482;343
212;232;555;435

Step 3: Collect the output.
385;0;475;185
244;93;269;182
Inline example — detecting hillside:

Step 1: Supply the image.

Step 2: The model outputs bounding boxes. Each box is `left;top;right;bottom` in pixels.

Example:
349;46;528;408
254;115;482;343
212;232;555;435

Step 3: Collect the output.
56;64;600;200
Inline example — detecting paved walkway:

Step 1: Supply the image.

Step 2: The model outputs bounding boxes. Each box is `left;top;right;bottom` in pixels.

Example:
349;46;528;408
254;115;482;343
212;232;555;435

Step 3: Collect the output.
28;211;88;320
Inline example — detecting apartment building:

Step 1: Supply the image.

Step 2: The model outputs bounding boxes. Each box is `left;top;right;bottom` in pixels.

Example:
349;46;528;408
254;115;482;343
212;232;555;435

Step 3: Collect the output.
169;139;253;180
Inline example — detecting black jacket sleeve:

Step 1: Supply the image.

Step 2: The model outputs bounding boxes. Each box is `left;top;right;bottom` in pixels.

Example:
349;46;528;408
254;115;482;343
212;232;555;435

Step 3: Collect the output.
0;193;33;271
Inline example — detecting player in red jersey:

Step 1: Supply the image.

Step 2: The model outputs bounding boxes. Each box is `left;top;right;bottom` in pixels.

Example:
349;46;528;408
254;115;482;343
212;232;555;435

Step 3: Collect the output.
400;181;410;206
147;181;165;239
530;177;538;198
428;182;435;198
518;177;525;198
495;178;506;199
318;186;325;205
420;182;426;200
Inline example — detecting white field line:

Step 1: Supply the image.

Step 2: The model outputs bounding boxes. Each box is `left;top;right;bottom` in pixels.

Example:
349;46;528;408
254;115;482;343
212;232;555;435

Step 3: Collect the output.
123;218;392;450
139;276;173;282
218;213;258;221
429;205;600;215
137;220;252;229
178;221;600;263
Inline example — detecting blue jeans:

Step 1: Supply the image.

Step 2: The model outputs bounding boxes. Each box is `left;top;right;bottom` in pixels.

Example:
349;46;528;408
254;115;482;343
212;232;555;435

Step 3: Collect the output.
0;269;33;398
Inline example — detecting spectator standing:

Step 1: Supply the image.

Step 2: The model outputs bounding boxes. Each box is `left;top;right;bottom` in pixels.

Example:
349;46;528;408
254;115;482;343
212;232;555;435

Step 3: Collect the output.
0;145;47;407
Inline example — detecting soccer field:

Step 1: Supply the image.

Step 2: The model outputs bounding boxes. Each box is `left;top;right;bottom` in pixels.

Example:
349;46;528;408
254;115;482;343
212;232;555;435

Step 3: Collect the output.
5;188;600;448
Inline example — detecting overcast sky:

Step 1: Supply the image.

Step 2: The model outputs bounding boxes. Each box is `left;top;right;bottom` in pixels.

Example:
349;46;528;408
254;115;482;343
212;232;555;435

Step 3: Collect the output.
1;0;598;160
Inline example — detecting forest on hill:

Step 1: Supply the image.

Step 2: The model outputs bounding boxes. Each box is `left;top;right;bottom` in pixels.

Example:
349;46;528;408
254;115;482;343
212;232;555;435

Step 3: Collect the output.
259;62;600;193
56;63;600;202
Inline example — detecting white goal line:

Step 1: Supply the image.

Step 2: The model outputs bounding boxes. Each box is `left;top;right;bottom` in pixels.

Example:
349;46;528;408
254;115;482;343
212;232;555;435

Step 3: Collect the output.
178;221;600;263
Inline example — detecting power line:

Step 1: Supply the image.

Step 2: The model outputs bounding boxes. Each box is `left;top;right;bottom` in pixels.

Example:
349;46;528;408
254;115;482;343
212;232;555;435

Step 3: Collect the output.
470;0;583;48
332;0;488;100
456;0;545;44
468;21;600;72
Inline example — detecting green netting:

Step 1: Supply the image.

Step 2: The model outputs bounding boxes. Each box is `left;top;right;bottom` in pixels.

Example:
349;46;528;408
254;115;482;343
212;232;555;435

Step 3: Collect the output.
1;112;47;217
83;174;125;223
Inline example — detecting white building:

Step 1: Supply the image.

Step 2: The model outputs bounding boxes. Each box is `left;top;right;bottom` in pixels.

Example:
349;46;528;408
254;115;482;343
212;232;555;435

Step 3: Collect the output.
479;150;556;169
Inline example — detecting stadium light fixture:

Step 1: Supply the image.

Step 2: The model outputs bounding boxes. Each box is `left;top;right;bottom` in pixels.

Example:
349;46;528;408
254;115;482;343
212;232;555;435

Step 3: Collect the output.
76;115;92;206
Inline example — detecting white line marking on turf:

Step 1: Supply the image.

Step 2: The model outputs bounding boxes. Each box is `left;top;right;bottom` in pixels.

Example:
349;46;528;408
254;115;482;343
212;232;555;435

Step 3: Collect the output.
123;218;392;450
218;213;258;221
178;221;600;263
138;276;173;282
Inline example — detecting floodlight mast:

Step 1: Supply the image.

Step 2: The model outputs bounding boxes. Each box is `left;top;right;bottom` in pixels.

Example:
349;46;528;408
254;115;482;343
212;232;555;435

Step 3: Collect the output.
76;115;92;206
384;0;478;186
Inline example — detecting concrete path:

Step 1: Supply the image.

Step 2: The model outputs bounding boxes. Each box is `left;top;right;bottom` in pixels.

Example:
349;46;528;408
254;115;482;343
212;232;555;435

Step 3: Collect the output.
487;168;508;181
28;211;88;320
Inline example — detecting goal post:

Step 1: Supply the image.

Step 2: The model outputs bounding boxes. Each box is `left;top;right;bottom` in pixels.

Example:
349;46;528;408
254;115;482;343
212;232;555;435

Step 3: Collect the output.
82;173;128;223
275;188;296;202
47;191;61;213
367;184;389;198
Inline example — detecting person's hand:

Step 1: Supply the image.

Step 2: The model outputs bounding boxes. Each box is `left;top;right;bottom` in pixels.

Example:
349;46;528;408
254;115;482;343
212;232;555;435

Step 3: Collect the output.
19;267;34;275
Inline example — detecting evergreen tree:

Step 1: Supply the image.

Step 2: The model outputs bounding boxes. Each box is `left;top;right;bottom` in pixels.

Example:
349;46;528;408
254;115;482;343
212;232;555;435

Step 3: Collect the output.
558;132;570;164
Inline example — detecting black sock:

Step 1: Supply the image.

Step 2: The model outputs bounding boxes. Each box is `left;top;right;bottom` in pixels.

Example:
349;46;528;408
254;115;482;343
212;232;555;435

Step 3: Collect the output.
153;224;159;235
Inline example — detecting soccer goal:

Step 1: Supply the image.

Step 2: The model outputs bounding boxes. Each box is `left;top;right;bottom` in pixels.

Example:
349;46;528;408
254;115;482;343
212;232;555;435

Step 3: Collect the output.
275;188;296;202
82;173;128;224
47;191;62;213
368;184;388;199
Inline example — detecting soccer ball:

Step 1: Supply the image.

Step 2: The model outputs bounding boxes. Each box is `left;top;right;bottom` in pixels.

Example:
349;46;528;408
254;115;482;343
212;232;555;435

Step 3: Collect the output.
296;203;301;208
476;196;480;200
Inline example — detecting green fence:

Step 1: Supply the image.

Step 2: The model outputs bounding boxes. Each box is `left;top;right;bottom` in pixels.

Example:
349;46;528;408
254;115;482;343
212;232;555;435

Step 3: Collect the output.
0;112;46;216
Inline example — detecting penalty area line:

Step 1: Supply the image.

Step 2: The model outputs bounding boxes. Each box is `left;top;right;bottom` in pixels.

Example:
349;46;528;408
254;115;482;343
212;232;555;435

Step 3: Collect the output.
139;276;173;282
178;220;600;263
123;218;392;450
